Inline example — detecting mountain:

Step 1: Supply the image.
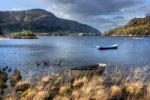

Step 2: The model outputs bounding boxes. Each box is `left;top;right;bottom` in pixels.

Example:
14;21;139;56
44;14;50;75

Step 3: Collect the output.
105;16;150;36
0;9;100;36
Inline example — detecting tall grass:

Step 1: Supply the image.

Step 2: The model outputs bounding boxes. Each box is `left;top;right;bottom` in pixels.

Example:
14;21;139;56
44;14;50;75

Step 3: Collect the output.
4;66;150;100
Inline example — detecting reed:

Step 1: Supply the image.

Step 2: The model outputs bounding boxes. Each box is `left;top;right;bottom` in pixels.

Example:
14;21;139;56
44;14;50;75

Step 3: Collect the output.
41;75;51;84
10;69;22;87
4;66;150;100
33;90;51;100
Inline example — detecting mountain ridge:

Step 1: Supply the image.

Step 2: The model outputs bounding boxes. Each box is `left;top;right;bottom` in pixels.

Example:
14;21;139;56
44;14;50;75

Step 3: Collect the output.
0;9;101;36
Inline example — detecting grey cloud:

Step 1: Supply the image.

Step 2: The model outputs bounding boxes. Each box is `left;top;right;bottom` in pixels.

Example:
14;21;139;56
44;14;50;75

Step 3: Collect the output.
146;13;150;16
38;0;144;31
76;15;127;32
43;0;143;16
143;6;150;16
113;16;125;19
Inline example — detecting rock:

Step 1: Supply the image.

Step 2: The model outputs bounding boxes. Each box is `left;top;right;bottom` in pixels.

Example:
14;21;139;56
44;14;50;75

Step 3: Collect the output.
15;81;30;92
7;68;12;72
0;81;7;89
2;66;8;71
0;69;8;91
0;89;4;95
0;70;8;82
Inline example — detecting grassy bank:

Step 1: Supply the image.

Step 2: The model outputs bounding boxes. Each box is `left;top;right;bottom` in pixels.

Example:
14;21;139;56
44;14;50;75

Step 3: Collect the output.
1;67;150;100
11;30;37;39
105;16;150;36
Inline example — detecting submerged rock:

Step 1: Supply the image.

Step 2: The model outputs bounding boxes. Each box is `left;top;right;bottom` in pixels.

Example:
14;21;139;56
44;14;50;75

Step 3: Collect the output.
2;66;8;71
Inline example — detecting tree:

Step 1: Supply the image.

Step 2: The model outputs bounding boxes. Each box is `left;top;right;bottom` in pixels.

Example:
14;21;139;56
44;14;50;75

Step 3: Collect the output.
0;27;3;36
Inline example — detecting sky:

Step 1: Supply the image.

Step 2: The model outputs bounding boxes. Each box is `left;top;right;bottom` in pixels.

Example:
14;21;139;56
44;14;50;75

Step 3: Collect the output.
0;0;150;32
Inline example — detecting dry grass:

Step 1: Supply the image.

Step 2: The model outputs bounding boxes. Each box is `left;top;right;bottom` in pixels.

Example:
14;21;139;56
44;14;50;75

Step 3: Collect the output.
22;90;36;100
35;84;45;92
59;86;71;95
110;85;122;97
53;95;70;100
33;90;51;100
4;67;150;100
10;69;22;87
41;76;51;84
124;81;143;95
5;93;18;100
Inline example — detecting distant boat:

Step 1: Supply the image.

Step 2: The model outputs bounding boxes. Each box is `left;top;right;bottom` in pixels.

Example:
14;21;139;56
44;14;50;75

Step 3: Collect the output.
96;44;118;50
132;37;143;40
70;63;106;77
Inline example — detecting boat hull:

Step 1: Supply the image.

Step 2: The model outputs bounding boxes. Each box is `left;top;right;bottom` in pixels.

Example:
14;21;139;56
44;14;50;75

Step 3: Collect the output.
97;44;118;50
69;64;106;78
99;46;118;50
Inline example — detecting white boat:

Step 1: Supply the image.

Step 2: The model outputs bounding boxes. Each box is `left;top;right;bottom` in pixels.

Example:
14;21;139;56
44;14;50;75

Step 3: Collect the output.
96;44;118;50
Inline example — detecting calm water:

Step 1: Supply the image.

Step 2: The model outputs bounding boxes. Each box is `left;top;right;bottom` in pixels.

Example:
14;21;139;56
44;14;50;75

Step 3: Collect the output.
0;36;149;76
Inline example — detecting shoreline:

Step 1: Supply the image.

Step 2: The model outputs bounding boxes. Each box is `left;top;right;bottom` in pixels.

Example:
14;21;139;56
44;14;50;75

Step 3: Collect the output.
103;35;150;37
0;37;10;40
0;35;150;39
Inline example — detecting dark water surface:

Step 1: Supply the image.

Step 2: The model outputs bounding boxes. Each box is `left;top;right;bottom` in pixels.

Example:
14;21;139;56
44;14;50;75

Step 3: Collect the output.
0;36;149;76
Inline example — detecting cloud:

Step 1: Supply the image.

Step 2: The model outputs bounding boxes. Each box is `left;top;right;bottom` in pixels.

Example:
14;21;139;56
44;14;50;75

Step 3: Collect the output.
81;15;128;32
142;6;150;16
146;13;150;16
41;0;143;16
11;8;24;11
36;0;145;32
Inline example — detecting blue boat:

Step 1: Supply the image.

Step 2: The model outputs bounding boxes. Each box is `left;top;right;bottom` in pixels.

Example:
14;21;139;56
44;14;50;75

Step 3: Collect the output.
96;44;118;50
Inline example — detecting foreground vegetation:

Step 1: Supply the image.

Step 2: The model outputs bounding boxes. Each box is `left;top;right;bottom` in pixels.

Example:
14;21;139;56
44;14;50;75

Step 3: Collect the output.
106;16;150;36
11;30;37;39
1;66;150;100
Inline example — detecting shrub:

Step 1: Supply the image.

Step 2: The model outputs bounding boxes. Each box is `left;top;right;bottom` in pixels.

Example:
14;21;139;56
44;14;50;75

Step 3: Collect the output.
11;30;37;39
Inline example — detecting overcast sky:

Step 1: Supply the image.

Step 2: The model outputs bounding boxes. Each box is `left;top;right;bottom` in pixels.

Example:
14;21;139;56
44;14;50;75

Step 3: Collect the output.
0;0;150;32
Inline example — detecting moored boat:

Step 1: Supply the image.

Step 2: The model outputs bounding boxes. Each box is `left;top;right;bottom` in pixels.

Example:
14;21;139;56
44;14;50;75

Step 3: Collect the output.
96;44;118;50
69;63;106;78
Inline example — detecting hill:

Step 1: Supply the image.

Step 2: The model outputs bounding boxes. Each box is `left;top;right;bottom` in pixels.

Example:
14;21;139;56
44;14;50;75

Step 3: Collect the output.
105;16;150;36
0;9;100;36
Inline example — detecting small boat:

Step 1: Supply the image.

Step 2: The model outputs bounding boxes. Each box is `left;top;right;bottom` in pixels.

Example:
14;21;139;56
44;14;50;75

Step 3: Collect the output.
69;63;106;78
96;44;118;50
132;37;143;40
